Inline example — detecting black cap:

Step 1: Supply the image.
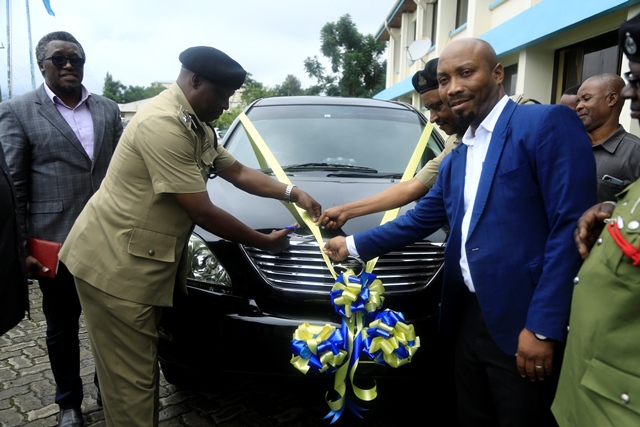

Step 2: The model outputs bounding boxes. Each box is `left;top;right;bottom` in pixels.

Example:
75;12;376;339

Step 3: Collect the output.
620;13;640;63
411;58;439;94
179;46;247;89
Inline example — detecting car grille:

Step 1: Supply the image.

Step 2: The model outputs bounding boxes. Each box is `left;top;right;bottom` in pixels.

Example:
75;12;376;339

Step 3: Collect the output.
242;239;445;295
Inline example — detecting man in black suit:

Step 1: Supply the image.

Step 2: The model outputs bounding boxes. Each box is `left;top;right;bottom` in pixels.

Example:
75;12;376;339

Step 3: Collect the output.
0;31;123;427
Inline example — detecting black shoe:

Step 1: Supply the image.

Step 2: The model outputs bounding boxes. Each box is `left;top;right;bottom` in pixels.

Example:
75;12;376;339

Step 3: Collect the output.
96;389;102;407
58;408;84;427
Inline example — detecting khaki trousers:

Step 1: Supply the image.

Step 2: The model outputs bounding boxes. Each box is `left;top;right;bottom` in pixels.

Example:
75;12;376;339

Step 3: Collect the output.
75;277;162;427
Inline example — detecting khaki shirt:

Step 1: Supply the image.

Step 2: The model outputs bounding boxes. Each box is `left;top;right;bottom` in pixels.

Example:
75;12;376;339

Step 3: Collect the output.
415;134;460;188
60;83;235;306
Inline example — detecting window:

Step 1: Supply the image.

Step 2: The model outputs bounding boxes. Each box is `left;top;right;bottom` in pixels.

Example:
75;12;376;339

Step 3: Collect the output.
456;0;469;29
503;64;518;96
552;30;621;102
226;103;442;173
430;1;438;45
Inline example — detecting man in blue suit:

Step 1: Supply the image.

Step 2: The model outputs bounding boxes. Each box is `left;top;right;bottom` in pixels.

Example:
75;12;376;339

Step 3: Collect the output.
324;38;596;426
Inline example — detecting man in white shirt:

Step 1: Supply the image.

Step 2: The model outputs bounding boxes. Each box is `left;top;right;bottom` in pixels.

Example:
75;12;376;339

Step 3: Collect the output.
323;38;596;426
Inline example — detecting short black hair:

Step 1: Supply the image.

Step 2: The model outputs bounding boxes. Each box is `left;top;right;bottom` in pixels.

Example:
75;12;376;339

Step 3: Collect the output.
563;84;580;96
35;31;85;62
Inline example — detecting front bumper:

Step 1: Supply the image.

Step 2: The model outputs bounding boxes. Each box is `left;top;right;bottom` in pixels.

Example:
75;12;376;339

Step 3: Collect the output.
158;285;444;379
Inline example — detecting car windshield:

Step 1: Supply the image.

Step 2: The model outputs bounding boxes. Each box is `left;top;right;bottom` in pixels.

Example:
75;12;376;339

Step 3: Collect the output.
223;102;443;175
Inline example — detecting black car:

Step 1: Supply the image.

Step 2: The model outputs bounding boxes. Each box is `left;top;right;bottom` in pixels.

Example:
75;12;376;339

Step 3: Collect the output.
158;96;450;385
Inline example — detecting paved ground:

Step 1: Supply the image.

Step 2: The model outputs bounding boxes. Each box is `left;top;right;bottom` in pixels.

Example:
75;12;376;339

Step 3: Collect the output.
0;284;452;427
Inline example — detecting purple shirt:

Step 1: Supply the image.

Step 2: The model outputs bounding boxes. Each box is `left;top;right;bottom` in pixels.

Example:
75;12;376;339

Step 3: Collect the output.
44;84;95;160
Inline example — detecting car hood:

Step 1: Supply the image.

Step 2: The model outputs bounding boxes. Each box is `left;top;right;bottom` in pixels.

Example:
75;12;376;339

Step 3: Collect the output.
194;174;424;242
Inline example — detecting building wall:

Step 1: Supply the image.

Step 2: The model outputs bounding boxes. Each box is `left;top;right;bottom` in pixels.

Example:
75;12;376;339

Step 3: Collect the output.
375;0;640;133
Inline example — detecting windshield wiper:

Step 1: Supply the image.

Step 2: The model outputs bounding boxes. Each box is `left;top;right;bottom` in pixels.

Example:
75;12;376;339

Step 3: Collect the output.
284;163;378;173
327;172;403;178
260;163;379;173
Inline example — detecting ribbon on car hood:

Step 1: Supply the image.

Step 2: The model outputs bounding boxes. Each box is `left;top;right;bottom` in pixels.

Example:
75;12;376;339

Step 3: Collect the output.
238;112;336;277
364;120;433;273
239;111;434;276
239;111;433;423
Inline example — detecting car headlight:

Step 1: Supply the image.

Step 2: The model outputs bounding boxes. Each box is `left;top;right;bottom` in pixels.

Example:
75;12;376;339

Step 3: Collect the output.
187;233;232;288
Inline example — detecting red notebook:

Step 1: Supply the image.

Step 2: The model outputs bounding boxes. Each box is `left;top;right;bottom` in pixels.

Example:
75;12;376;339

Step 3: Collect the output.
27;238;62;278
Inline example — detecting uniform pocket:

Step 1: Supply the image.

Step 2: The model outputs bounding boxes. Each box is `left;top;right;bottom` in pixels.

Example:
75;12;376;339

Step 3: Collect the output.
29;201;63;213
199;144;217;171
581;358;640;417
127;227;176;263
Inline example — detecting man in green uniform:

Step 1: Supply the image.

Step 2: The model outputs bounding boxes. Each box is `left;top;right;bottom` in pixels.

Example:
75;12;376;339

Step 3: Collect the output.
552;13;640;426
59;46;321;427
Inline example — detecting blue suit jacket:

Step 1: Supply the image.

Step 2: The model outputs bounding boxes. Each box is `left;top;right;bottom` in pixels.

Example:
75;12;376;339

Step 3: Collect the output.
354;100;596;355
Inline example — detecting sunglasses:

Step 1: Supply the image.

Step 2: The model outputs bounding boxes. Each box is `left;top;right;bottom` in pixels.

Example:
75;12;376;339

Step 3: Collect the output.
624;71;640;90
43;55;85;69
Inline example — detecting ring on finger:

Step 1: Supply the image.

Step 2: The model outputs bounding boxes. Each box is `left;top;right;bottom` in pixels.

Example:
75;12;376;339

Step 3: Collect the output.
535;365;544;370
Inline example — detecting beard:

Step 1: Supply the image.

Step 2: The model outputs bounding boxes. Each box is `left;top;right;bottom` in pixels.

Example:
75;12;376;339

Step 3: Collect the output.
57;81;81;94
448;93;476;130
456;110;477;132
455;121;470;139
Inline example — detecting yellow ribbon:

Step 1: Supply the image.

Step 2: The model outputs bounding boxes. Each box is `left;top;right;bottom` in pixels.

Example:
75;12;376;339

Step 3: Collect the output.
348;121;432;404
364;318;421;368
240;112;432;419
238;113;336;277
291;323;348;374
239;113;434;277
365;120;434;273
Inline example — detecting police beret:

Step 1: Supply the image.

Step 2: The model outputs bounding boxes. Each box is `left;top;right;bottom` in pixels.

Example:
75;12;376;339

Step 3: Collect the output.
411;58;439;94
179;46;247;89
620;13;640;63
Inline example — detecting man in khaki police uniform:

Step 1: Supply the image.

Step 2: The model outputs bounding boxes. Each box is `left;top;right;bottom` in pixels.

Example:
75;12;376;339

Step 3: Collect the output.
551;13;640;427
316;57;463;230
59;46;321;427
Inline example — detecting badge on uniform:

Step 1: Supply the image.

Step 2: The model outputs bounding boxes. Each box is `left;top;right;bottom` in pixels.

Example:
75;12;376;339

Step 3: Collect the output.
178;107;192;128
626;31;637;56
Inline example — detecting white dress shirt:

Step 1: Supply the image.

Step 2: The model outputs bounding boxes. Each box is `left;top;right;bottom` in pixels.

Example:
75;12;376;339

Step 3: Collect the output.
459;95;509;292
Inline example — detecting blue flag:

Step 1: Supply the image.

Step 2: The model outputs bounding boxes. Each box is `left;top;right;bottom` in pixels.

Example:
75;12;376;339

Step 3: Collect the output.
42;0;55;16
